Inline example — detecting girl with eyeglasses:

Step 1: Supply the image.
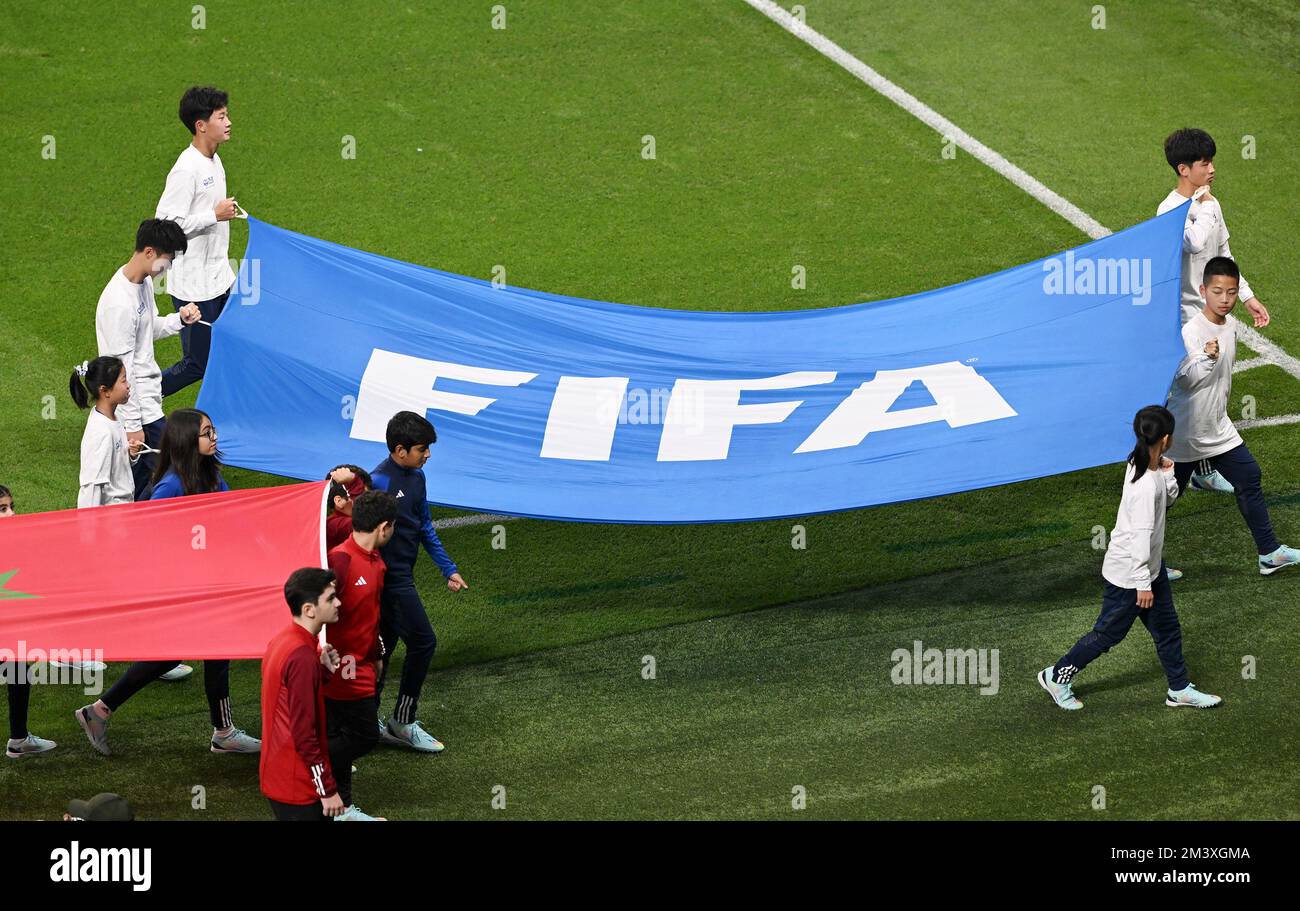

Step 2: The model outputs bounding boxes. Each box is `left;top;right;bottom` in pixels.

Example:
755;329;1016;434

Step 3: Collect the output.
77;408;261;756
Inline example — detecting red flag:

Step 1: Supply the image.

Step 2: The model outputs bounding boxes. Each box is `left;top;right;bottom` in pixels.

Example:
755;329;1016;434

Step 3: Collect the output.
0;481;328;661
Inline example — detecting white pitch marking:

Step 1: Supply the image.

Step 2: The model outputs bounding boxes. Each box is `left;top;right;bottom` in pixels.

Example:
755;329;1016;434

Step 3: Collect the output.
741;0;1109;238
433;513;517;530
1233;357;1268;374
1236;413;1300;430
743;0;1300;385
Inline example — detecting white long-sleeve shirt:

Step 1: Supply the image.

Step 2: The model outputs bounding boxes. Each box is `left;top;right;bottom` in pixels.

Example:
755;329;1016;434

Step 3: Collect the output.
1165;311;1243;462
77;407;135;507
1157;189;1255;323
94;267;182;432
155;144;236;301
1101;462;1179;591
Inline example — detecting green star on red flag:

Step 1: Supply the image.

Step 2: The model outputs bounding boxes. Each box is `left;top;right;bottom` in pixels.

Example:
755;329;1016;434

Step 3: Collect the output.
0;569;36;600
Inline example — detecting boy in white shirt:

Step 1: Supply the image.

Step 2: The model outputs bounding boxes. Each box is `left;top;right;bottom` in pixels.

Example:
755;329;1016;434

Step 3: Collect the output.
1166;257;1299;576
1157;128;1269;328
94;219;200;498
156;85;239;396
1039;406;1220;711
1157;128;1270;503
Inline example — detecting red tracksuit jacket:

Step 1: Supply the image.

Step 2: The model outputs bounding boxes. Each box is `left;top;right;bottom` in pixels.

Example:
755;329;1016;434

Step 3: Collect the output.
324;535;386;701
260;622;337;805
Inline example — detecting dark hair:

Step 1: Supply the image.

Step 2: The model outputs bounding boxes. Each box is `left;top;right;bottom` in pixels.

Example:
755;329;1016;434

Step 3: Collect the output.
152;408;222;494
386;411;437;453
1127;405;1175;483
1203;256;1240;284
179;86;229;135
69;356;125;409
135;218;188;255
1164;128;1216;174
283;567;336;617
0;484;11;504
351;490;399;533
326;464;372;509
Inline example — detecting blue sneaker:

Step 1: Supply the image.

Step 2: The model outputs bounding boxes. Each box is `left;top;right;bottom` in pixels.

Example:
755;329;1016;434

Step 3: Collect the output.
1166;568;1184;582
1038;666;1083;710
1190;468;1234;494
1166;684;1222;708
1259;545;1300;576
382;719;445;753
335;804;386;821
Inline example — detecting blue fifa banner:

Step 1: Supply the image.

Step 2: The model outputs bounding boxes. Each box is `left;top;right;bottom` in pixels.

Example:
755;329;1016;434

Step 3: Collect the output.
196;204;1189;523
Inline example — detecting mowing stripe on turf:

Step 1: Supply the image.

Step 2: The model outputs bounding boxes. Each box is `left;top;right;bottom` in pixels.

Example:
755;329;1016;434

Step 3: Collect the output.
743;0;1300;421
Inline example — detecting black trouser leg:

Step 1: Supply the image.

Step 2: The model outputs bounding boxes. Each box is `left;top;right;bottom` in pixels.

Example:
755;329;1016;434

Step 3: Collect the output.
268;798;331;822
101;660;181;712
205;660;232;729
4;663;31;740
131;417;167;501
326;696;380;807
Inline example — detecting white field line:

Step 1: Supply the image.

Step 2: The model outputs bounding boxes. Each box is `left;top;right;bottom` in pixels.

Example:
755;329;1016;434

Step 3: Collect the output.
1237;413;1300;430
741;0;1110;238
1235;324;1300;382
433;513;516;530
743;0;1300;425
1234;357;1268;374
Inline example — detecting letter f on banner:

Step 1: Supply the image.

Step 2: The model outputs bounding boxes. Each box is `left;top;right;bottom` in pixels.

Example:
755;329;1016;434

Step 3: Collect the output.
350;349;537;442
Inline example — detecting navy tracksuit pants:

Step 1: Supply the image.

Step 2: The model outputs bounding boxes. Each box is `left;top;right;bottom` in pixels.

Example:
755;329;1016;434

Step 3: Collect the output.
1053;562;1189;692
161;290;229;396
375;579;437;724
1175;443;1279;556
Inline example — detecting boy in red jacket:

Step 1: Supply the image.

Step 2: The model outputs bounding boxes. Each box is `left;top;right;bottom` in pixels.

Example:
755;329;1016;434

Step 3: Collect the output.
260;567;344;821
325;465;372;550
324;490;398;821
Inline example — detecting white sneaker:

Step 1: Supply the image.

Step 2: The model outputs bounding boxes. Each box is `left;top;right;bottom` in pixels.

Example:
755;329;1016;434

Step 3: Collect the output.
1166;684;1222;708
1189;469;1234;494
159;664;194;681
381;719;445;753
76;706;110;755
49;660;107;672
6;733;57;759
335;804;386;821
1259;545;1300;577
210;727;261;753
1037;666;1083;711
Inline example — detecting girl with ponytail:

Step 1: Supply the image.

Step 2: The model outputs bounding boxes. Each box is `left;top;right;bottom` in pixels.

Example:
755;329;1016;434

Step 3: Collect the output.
1037;405;1223;711
71;356;136;508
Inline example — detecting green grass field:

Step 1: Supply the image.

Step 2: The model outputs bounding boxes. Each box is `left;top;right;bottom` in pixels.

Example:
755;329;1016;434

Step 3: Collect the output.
0;0;1296;820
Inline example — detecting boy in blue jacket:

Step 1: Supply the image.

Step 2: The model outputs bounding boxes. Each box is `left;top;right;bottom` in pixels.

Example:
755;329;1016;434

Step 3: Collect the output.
370;411;469;752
